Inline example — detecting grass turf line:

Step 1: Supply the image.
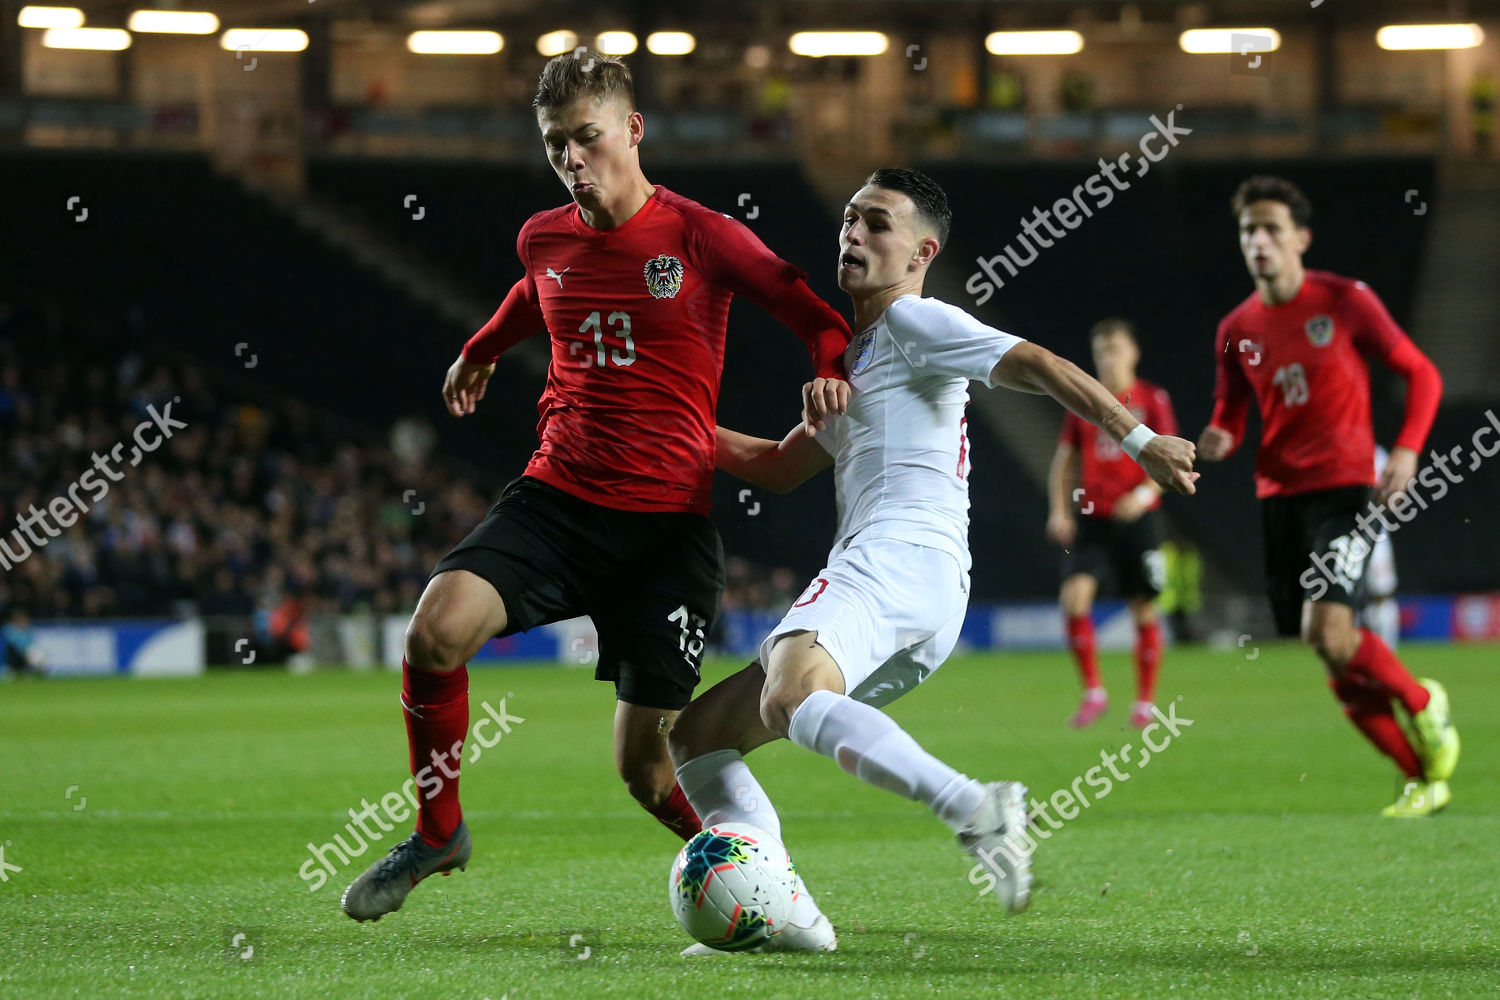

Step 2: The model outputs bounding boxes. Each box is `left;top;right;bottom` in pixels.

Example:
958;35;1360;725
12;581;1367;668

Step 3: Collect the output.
1;643;1496;999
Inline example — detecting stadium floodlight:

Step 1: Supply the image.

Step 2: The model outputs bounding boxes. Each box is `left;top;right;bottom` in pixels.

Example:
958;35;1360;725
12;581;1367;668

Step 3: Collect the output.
18;5;83;29
646;31;695;56
788;31;889;57
42;26;130;49
127;11;218;34
985;30;1084;56
219;28;309;53
536;29;577;57
595;31;637;55
407;30;503;55
1376;24;1484;51
1179;27;1281;55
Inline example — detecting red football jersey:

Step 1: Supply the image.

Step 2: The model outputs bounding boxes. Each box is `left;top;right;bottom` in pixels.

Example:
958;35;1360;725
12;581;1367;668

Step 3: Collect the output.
1060;379;1178;518
462;186;851;514
1210;270;1442;498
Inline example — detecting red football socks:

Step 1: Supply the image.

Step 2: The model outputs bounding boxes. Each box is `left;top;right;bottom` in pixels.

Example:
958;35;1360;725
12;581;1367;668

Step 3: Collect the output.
1066;615;1102;691
1330;674;1422;778
402;658;470;848
1346;629;1430;715
1135;620;1162;704
648;782;702;842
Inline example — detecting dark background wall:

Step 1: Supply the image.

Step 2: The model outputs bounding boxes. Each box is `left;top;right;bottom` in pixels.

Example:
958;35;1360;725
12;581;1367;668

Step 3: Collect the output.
5;149;1488;600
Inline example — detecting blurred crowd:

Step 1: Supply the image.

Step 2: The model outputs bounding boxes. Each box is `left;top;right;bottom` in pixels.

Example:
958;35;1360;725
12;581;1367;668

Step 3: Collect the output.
0;301;492;625
0;301;806;640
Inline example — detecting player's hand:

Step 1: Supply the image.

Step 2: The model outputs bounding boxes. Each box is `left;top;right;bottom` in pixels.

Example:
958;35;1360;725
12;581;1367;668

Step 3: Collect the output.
443;354;496;417
1046;512;1077;548
801;377;851;437
1376;445;1418;505
1140;435;1200;496
1196;426;1234;462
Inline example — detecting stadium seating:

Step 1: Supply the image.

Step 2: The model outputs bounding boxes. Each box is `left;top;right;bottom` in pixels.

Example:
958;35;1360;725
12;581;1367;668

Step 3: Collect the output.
5;148;1490;617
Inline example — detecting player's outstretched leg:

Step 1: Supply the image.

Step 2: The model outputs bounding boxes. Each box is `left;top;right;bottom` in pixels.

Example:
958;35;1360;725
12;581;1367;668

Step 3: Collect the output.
1343;625;1460;783
1308;602;1457;816
669;663;836;955
763;632;1032;912
1129;598;1162;728
342;570;502;922
1062;576;1107;728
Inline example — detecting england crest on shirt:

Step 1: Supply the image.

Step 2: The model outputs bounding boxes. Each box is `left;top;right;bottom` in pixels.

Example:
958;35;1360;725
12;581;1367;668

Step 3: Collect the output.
1305;315;1335;347
849;327;877;376
643;254;684;299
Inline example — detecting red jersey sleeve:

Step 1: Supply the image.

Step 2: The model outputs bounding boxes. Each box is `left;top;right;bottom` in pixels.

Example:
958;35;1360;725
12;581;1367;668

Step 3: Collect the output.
1347;281;1443;453
462;219;546;365
1209;317;1252;449
688;211;851;379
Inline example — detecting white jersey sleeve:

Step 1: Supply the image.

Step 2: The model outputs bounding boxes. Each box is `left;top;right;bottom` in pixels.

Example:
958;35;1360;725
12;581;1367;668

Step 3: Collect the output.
885;295;1026;387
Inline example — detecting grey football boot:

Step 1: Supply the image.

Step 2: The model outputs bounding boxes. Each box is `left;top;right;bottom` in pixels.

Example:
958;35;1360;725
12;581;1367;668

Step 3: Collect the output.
341;821;472;921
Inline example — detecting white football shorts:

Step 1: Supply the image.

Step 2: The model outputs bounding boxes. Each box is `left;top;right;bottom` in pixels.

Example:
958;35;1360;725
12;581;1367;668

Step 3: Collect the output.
760;531;970;709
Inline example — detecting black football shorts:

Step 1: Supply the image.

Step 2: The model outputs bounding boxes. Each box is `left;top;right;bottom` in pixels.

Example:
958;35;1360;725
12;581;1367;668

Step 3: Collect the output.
432;476;725;709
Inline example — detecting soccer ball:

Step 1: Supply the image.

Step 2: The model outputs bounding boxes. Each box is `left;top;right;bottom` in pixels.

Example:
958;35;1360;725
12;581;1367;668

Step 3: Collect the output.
669;822;797;951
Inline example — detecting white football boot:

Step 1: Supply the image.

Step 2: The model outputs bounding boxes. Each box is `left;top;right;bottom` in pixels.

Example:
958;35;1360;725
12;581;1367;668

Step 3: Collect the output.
680;878;837;956
957;780;1033;912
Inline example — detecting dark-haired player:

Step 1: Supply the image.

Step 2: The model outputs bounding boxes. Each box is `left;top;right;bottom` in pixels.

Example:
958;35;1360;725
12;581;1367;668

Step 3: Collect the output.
1198;175;1458;818
342;51;852;921
668;169;1199;953
1047;318;1177;729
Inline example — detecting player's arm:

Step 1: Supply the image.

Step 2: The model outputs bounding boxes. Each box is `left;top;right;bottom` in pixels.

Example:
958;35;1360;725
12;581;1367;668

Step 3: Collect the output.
445;223;548;417
690;211;851;432
992;342;1198;495
715;424;833;495
1199;321;1251;461
1350;282;1443;501
1046;440;1080;546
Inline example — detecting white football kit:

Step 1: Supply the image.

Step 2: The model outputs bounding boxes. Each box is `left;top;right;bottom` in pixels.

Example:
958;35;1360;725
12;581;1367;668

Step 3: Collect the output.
1362;447;1400;646
762;294;1025;706
1366;447;1397;600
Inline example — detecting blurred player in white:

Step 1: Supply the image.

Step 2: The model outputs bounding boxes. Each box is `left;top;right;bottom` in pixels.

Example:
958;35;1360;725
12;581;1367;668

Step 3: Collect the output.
1363;446;1400;647
667;169;1199;954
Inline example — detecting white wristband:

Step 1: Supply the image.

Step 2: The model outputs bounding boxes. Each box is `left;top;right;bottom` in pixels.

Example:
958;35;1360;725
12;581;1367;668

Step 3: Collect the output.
1121;424;1157;462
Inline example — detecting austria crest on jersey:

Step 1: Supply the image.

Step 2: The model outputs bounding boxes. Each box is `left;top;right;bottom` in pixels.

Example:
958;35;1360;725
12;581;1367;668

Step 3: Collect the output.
849;328;877;376
644;254;685;299
1305;314;1335;347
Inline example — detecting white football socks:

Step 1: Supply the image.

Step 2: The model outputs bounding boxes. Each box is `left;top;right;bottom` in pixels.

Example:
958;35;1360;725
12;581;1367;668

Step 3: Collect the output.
675;748;822;926
787;688;986;831
675;748;782;838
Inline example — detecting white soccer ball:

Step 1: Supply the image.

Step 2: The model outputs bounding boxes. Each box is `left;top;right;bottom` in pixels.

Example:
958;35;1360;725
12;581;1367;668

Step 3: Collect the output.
669;822;797;951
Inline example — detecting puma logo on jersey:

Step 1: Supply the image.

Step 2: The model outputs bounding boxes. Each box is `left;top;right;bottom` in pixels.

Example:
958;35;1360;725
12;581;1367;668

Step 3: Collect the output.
546;267;571;288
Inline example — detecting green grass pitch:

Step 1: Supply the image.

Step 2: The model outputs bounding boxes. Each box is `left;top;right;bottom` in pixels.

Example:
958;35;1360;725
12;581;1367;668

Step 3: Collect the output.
2;642;1496;999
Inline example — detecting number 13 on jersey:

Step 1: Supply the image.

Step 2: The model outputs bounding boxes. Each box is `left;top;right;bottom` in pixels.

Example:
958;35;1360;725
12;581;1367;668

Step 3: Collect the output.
578;309;636;368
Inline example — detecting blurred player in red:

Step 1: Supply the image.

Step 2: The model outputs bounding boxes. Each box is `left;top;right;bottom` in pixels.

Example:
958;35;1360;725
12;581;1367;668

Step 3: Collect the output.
1047;319;1177;729
342;50;851;921
1197;176;1458;818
